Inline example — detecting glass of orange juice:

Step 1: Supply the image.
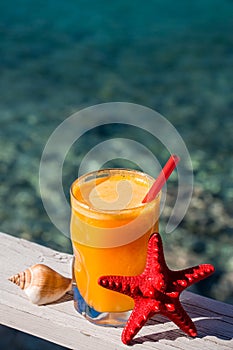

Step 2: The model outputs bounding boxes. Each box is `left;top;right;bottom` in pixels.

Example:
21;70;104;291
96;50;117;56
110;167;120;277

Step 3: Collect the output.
70;168;160;326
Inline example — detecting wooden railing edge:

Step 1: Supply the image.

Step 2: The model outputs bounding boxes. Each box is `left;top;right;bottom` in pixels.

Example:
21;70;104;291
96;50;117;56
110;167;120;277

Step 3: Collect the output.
1;231;233;350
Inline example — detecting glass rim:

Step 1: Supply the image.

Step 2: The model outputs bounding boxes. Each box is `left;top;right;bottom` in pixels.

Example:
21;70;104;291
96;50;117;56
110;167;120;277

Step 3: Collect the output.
70;168;161;214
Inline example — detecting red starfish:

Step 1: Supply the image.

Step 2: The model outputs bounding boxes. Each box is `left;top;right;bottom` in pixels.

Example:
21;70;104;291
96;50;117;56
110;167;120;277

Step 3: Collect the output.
98;232;215;345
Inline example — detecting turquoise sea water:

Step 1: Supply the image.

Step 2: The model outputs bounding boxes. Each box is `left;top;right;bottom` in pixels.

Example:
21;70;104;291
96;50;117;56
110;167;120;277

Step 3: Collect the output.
0;0;233;348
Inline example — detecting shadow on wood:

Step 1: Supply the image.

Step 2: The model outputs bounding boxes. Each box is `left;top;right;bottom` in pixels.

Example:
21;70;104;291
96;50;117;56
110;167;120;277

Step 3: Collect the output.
131;315;233;345
47;290;74;305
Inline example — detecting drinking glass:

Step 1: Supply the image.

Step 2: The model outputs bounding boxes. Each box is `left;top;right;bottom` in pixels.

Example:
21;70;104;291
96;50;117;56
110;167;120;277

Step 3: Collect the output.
70;168;160;326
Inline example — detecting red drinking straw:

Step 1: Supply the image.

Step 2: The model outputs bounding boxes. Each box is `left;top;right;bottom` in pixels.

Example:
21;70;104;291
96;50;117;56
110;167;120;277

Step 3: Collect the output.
142;154;180;203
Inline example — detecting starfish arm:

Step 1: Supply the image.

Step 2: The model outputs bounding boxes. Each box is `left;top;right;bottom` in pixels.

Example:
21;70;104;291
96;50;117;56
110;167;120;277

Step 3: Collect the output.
122;298;160;345
98;275;138;297
145;233;169;274
171;263;215;291
162;300;197;337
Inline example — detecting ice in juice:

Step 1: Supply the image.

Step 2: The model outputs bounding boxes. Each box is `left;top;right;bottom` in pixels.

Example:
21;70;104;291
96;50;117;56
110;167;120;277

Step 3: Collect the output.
70;169;160;314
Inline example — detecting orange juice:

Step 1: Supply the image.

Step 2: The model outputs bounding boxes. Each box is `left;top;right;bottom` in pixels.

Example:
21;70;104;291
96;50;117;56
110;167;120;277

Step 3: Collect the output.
70;169;160;324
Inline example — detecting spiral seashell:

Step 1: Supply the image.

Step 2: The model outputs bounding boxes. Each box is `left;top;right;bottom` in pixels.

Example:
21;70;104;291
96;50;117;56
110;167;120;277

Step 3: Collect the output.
8;264;72;305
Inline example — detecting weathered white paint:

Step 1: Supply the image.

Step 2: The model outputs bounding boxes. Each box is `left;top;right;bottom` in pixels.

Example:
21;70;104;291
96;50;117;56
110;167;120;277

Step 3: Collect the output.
1;232;232;349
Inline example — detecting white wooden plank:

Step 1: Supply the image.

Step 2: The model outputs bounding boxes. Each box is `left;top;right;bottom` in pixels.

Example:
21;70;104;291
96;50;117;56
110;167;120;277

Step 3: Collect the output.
1;232;233;349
